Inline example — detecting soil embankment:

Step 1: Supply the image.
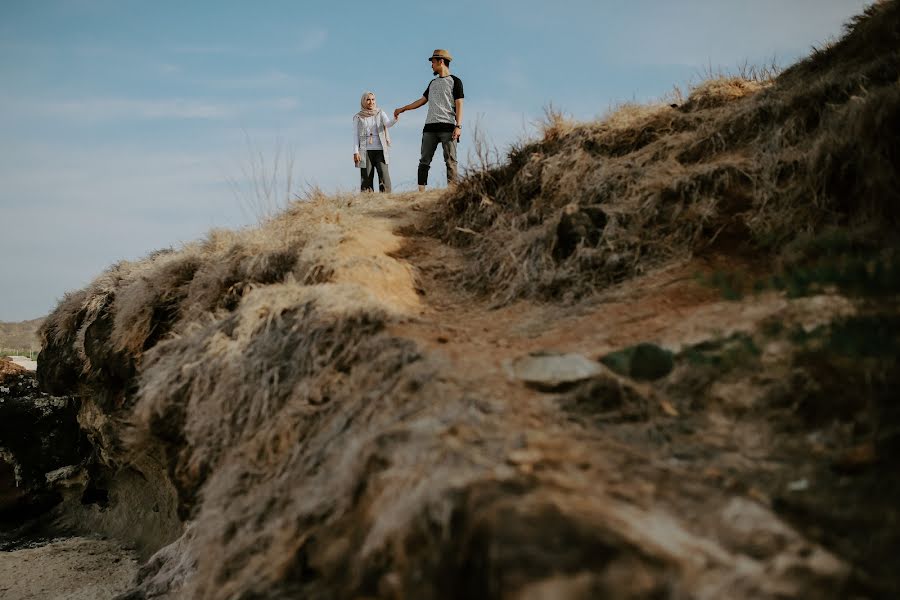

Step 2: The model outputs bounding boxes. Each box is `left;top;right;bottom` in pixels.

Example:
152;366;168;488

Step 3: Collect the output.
3;2;899;598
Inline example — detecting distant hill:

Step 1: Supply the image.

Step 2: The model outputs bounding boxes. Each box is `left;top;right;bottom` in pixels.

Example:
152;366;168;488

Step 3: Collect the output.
0;318;44;353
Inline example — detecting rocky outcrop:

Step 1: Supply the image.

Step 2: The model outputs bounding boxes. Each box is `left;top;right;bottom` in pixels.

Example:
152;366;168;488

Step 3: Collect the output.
0;362;88;523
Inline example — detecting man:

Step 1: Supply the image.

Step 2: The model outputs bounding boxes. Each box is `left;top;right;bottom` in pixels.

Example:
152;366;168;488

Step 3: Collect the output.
394;49;464;191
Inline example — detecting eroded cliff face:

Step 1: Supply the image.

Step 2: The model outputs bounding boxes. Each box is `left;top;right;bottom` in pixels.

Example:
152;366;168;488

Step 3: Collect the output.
14;3;900;598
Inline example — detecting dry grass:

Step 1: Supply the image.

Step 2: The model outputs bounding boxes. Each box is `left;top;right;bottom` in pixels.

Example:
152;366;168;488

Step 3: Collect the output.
682;77;766;111
37;193;417;397
432;0;900;305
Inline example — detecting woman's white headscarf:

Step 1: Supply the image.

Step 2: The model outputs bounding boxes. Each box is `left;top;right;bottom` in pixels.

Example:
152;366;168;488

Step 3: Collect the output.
356;91;390;146
357;91;379;118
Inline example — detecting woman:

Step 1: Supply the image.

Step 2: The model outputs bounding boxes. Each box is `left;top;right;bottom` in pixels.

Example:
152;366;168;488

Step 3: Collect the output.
353;91;397;193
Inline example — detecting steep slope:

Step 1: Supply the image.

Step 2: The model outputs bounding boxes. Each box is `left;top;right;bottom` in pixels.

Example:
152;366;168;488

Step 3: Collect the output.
434;1;899;304
11;2;900;599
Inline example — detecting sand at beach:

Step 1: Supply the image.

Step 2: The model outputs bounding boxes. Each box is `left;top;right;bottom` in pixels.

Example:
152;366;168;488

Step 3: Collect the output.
0;536;139;600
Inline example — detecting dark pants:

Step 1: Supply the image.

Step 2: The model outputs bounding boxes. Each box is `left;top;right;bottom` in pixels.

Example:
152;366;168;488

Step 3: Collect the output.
418;131;458;186
360;150;391;193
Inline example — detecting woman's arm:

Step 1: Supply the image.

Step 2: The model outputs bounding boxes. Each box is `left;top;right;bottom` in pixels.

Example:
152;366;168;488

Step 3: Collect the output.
352;115;360;165
381;110;398;128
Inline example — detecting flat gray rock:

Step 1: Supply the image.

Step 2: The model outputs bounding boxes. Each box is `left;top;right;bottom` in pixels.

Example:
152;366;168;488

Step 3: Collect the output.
508;351;605;391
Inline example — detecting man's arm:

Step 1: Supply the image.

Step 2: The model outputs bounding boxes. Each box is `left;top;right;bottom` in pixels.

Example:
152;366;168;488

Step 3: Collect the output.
394;97;427;119
453;98;464;141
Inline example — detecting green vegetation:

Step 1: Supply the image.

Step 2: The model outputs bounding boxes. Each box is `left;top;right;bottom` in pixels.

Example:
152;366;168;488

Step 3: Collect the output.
680;333;761;371
600;343;675;381
789;315;900;359
699;232;900;301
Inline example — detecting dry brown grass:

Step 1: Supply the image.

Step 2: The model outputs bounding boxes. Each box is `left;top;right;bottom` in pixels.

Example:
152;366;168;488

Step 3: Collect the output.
432;0;900;305
682;77;766;111
37;193;418;397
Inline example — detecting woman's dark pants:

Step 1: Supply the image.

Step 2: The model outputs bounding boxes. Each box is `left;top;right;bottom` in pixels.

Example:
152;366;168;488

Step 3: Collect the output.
360;150;391;193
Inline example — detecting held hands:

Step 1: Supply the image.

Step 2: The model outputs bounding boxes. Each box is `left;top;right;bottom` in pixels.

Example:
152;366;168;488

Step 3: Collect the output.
393;108;402;119
353;152;360;167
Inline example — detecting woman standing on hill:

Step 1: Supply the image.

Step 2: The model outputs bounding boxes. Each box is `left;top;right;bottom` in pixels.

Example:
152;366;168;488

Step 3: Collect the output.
353;91;397;193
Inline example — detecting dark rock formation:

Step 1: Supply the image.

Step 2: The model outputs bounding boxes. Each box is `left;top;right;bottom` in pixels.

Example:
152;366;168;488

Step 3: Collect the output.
0;366;89;522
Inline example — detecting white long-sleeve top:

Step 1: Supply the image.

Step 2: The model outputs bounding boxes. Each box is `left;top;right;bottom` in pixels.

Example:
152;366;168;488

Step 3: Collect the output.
353;110;396;154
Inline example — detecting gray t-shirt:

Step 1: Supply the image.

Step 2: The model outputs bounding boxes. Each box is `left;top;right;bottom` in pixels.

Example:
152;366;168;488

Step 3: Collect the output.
423;75;464;132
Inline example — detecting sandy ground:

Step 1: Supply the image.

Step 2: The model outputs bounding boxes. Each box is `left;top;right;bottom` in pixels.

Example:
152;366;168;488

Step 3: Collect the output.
0;536;139;600
7;356;37;371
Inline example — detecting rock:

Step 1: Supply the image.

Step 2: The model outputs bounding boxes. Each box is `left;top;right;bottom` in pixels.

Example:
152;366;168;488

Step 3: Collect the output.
600;343;674;381
0;370;88;520
0;457;24;511
508;351;605;392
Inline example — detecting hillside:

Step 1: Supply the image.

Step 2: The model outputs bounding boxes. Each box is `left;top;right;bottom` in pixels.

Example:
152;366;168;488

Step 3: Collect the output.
0;317;43;354
2;3;898;599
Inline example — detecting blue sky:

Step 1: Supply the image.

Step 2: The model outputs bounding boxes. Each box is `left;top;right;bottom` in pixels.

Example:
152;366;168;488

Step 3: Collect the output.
0;0;872;322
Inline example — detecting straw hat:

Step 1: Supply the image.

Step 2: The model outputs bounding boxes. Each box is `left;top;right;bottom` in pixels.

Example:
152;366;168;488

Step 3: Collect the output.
428;49;453;63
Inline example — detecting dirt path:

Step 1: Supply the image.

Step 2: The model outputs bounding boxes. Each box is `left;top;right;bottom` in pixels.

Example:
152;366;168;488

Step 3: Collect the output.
374;194;858;596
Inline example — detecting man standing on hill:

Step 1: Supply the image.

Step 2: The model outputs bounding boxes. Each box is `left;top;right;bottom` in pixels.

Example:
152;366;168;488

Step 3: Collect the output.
394;49;464;191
